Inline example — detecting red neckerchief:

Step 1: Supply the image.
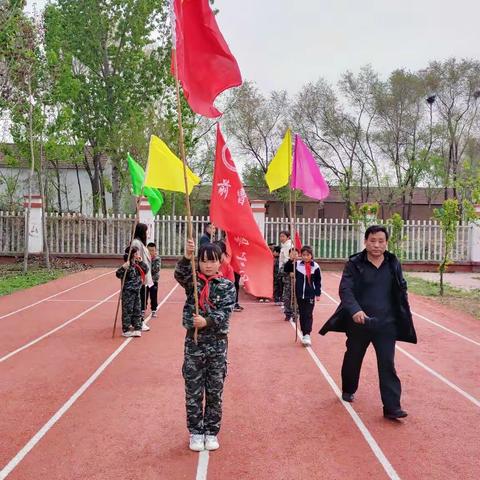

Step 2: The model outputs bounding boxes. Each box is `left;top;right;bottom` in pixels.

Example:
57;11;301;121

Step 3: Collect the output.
304;261;312;285
133;263;146;284
198;273;222;311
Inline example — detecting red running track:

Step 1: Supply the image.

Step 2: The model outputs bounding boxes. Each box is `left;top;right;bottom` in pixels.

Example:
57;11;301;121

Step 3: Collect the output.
1;269;479;479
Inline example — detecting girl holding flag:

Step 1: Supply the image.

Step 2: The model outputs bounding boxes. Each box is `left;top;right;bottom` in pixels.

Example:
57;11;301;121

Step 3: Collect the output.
175;239;236;452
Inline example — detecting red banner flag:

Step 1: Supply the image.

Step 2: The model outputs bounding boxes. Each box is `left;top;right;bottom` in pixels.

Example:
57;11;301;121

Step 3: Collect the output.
172;0;242;118
294;231;302;250
210;125;273;298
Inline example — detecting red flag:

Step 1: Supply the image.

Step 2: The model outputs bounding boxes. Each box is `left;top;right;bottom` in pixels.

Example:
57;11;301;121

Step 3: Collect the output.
172;0;242;118
210;125;273;298
294;231;302;250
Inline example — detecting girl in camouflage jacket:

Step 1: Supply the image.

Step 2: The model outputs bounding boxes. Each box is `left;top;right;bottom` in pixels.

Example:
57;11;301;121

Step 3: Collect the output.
115;246;149;337
174;240;236;452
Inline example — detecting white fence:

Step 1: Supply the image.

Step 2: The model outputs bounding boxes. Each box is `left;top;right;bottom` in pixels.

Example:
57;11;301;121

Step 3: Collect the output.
0;212;473;263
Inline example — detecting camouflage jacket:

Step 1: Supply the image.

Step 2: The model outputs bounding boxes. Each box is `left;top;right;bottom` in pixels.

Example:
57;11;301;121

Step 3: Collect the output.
116;261;149;291
151;256;161;283
174;257;236;336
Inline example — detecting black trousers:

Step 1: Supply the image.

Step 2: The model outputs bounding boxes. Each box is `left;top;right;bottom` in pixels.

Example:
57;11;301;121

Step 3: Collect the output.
234;272;240;304
147;282;158;311
140;285;147;312
341;322;401;411
297;297;315;335
273;273;283;302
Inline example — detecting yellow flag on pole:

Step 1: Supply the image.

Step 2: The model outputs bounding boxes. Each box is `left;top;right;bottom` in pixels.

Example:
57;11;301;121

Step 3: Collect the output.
144;135;201;194
265;129;292;192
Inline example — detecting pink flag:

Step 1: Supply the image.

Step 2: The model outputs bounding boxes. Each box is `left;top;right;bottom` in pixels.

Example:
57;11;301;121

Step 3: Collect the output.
291;134;329;200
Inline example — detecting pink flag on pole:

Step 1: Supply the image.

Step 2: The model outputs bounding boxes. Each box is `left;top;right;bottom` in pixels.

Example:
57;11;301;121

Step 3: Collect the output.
291;134;330;200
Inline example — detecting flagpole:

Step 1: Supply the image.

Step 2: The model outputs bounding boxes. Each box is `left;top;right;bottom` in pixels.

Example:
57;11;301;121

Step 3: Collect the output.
288;132;298;342
172;47;200;343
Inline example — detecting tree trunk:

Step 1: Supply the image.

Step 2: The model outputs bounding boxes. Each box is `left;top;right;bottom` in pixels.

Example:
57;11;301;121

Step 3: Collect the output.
39;142;50;269
54;160;62;212
75;163;83;214
111;156;121;214
23;77;35;274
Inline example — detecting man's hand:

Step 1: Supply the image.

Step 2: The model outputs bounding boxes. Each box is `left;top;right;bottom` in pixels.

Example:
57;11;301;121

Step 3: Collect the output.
352;310;367;324
315;296;321;302
193;314;207;329
185;239;195;260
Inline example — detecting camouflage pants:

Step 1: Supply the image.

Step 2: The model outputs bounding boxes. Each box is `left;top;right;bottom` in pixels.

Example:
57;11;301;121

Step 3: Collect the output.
121;289;142;332
283;274;294;319
182;336;228;435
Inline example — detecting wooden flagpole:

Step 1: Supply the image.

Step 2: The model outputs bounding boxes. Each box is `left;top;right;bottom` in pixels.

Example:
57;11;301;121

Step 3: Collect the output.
172;46;200;343
288;131;299;342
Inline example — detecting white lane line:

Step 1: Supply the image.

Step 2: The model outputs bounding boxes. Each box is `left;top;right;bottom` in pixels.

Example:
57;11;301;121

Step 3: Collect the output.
289;322;400;480
321;288;480;409
0;270;114;320
396;345;480;408
195;451;210;480
0;290;119;363
0;284;178;480
410;310;480;347
329;272;480;347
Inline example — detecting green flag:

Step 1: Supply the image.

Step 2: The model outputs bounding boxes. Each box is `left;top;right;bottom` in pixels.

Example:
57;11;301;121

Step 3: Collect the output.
127;153;164;215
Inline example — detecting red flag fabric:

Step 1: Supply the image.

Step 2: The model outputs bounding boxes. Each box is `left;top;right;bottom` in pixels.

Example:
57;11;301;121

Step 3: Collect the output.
210;125;273;298
294;231;302;250
172;0;242;118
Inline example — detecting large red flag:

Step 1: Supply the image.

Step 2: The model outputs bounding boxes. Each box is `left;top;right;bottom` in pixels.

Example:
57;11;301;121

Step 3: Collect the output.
210;125;273;298
172;0;242;118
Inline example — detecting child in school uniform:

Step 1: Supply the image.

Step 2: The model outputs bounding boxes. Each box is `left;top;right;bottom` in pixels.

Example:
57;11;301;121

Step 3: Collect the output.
284;245;321;346
174;240;236;452
147;242;161;317
115;246;149;338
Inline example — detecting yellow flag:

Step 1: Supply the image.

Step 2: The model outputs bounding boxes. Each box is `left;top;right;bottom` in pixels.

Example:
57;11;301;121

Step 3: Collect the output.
144;135;201;194
265;129;292;192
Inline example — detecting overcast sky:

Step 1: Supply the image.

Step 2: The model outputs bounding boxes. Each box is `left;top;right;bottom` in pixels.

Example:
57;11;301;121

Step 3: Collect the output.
27;0;479;93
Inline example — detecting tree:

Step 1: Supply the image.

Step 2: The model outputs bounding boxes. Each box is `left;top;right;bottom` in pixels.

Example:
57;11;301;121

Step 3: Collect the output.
43;0;179;214
423;59;480;200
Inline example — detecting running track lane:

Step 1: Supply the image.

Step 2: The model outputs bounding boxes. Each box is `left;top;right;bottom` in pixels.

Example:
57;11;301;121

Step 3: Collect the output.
2;278;199;480
0;272;178;470
3;270;480;479
0;269;113;318
1;270;120;359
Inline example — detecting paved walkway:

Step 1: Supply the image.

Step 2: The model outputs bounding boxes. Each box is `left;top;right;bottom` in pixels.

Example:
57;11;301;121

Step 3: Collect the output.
407;272;480;291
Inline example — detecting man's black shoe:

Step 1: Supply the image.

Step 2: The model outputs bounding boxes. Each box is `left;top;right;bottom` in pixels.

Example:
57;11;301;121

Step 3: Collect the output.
383;408;408;419
342;392;354;402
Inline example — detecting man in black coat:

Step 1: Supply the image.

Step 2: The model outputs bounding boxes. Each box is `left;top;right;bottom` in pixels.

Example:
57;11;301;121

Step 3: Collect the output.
319;225;417;419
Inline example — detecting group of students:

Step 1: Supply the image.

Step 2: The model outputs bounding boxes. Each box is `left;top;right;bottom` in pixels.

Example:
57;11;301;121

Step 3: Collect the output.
118;222;415;453
269;230;322;347
116;223;161;337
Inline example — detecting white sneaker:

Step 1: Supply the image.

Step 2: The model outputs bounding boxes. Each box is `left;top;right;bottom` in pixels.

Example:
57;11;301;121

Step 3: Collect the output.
132;330;142;337
205;435;219;451
141;322;150;332
302;334;311;346
189;434;205;451
122;331;135;338
151;310;157;318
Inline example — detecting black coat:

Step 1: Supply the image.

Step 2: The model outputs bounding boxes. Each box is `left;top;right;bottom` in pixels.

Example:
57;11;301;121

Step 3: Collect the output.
319;250;417;344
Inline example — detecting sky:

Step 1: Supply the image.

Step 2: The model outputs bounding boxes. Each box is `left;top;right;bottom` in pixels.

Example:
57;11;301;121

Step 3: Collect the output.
27;0;479;93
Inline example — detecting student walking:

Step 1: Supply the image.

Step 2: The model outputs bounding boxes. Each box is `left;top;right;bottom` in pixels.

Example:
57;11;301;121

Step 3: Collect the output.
131;223;153;331
147;242;161;317
284;246;321;346
115;246;149;338
282;248;298;321
174;240;236;452
319;225;417;419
